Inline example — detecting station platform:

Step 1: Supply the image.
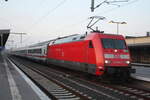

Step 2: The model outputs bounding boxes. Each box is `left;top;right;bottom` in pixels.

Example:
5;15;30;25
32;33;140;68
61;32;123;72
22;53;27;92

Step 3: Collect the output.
0;52;50;100
131;64;150;82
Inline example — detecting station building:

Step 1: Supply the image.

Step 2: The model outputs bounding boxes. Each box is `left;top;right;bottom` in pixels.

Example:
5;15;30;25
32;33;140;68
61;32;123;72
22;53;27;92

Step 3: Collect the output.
126;33;150;63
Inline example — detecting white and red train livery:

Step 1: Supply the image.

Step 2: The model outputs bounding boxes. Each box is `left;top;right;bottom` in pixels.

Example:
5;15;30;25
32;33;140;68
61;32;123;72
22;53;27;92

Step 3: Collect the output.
12;32;135;78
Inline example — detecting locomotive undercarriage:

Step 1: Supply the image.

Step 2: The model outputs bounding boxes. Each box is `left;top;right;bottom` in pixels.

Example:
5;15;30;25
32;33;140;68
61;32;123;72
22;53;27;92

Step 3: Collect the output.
103;66;135;82
46;58;97;75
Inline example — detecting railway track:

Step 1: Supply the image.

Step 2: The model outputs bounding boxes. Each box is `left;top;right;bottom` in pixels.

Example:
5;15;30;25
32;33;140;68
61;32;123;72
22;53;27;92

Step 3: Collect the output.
112;85;150;99
9;55;150;100
69;76;150;100
8;56;88;100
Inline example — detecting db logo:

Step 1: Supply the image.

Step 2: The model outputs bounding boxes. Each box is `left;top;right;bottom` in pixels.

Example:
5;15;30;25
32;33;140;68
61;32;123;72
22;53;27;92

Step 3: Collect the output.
114;54;120;58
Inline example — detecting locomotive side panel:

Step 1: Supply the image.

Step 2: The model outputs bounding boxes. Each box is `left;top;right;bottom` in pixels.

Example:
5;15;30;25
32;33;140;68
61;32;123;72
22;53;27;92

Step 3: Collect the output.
48;41;86;62
46;40;97;74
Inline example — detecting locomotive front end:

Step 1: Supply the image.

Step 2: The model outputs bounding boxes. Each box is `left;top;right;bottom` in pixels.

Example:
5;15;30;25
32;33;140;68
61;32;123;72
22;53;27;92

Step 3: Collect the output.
100;35;135;79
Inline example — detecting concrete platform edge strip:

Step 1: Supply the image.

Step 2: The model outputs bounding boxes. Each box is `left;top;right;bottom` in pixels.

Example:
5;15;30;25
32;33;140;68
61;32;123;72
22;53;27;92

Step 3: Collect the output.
4;59;22;100
132;63;150;67
131;75;150;82
7;58;51;100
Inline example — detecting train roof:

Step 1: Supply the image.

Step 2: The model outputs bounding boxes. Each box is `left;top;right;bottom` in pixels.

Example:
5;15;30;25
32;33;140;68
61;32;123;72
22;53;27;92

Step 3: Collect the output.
84;32;124;40
28;34;81;47
12;32;125;52
28;40;51;47
27;32;124;46
52;34;86;45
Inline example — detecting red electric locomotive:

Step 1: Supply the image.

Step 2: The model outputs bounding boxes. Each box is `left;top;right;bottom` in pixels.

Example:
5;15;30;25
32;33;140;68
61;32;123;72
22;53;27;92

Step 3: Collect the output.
46;32;135;79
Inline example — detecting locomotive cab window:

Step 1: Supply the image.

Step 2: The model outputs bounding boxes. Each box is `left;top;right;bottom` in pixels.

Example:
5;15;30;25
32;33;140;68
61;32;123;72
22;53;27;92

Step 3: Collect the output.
101;38;126;49
89;40;93;48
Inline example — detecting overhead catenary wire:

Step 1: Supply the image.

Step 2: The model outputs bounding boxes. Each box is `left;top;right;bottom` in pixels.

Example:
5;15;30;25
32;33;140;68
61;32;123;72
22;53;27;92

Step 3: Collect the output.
28;0;67;33
96;0;140;15
57;0;139;26
21;0;139;47
91;0;130;12
19;0;68;47
25;0;139;36
58;0;140;31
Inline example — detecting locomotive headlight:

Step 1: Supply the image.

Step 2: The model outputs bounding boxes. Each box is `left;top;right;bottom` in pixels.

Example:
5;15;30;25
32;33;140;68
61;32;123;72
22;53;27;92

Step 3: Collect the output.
105;60;111;64
125;61;130;64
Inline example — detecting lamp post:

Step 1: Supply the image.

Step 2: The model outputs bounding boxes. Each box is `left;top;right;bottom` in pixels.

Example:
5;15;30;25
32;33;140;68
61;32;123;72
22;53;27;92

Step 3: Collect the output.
109;20;127;34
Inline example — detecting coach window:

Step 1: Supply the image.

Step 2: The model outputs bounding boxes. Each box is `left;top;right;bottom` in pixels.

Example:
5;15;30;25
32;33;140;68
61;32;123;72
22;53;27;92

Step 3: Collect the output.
34;49;42;54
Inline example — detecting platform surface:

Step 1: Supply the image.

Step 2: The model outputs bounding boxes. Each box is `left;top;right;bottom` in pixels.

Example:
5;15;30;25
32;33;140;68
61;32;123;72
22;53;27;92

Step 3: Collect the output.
0;52;50;100
132;64;150;82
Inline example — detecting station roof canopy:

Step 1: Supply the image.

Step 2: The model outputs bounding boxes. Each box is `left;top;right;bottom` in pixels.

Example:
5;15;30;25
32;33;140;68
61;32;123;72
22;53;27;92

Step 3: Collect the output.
0;29;10;49
125;36;150;47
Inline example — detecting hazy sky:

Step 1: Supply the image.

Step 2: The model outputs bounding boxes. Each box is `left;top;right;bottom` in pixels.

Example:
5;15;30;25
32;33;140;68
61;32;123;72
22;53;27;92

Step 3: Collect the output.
0;0;149;48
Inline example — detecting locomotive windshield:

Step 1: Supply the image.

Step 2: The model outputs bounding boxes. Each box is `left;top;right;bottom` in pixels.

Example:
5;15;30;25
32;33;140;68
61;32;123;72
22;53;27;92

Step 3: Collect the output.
102;38;126;49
